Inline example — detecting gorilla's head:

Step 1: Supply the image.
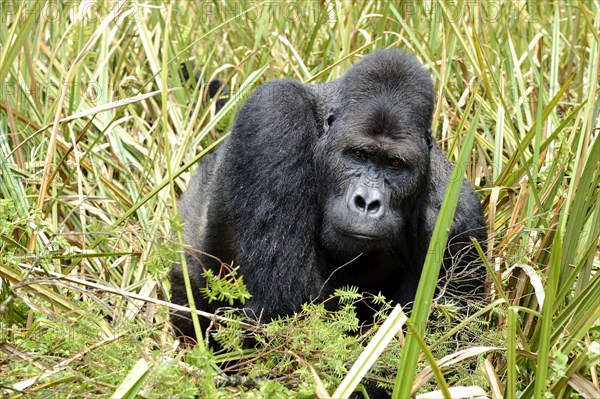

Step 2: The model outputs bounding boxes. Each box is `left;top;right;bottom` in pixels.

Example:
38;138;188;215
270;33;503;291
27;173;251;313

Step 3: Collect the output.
315;50;435;257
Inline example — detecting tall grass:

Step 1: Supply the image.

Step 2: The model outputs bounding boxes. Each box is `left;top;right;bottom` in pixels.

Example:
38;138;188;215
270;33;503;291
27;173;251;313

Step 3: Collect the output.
1;1;598;398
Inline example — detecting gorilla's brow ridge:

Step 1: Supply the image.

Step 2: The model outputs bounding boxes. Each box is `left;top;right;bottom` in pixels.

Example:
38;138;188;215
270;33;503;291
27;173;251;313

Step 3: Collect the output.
339;132;424;167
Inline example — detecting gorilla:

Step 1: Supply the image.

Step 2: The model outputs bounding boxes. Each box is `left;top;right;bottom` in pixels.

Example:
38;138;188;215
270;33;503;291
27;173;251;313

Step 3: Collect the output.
170;49;487;339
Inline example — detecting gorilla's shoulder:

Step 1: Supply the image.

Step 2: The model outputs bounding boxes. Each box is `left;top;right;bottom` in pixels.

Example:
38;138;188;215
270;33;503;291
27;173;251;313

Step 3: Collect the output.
231;79;321;141
242;79;314;109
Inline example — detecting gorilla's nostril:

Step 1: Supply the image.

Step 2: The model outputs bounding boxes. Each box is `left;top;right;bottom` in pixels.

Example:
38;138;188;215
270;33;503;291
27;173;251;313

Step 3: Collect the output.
354;195;366;210
367;200;380;213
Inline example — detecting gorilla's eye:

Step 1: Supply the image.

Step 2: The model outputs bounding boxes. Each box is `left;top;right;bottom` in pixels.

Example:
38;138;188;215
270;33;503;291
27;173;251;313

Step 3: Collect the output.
353;149;367;160
389;158;403;169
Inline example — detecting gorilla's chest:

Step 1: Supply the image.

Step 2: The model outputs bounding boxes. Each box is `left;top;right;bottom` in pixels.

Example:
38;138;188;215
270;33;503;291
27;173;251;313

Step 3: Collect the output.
327;251;416;296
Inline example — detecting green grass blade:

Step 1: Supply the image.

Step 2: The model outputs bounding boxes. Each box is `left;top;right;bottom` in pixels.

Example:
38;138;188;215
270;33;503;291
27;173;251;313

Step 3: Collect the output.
332;305;407;399
111;358;150;399
392;109;479;398
532;227;562;397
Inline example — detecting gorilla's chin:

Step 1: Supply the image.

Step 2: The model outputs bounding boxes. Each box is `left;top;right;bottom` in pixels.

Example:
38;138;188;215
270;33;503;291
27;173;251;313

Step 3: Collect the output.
320;219;387;257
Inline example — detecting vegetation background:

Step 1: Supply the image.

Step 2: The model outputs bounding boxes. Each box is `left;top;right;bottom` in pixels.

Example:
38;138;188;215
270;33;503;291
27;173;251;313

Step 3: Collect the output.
0;1;598;398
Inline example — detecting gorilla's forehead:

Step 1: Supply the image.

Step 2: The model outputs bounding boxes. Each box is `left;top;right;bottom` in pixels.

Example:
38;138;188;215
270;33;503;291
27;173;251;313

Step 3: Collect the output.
344;95;429;138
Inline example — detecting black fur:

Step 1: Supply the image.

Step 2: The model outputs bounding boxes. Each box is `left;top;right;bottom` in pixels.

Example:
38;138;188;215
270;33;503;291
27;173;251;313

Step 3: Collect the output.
179;62;228;111
170;50;486;339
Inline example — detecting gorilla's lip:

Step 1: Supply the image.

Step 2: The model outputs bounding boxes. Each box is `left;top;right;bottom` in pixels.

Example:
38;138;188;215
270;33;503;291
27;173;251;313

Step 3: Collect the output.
350;234;381;241
335;228;383;241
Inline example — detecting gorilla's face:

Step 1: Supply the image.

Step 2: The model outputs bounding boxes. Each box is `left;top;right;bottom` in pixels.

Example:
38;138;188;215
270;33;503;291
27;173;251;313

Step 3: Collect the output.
315;93;431;257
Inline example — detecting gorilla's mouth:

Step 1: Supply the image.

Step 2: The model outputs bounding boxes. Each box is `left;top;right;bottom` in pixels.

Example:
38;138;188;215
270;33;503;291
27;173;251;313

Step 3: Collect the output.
335;228;383;242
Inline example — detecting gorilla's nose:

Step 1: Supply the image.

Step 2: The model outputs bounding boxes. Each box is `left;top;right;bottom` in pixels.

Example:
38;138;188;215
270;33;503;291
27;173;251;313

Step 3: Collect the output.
349;187;385;218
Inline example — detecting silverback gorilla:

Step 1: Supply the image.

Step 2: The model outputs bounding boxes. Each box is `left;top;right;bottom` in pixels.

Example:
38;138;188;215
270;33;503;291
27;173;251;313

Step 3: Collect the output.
170;49;486;339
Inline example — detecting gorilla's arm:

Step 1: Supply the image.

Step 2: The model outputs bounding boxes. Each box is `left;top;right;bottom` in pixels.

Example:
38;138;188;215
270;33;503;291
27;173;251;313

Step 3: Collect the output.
170;149;229;337
218;80;327;321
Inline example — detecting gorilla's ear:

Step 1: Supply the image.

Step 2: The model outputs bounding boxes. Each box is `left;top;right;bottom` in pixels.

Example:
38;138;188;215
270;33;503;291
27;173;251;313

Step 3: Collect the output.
323;110;336;133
